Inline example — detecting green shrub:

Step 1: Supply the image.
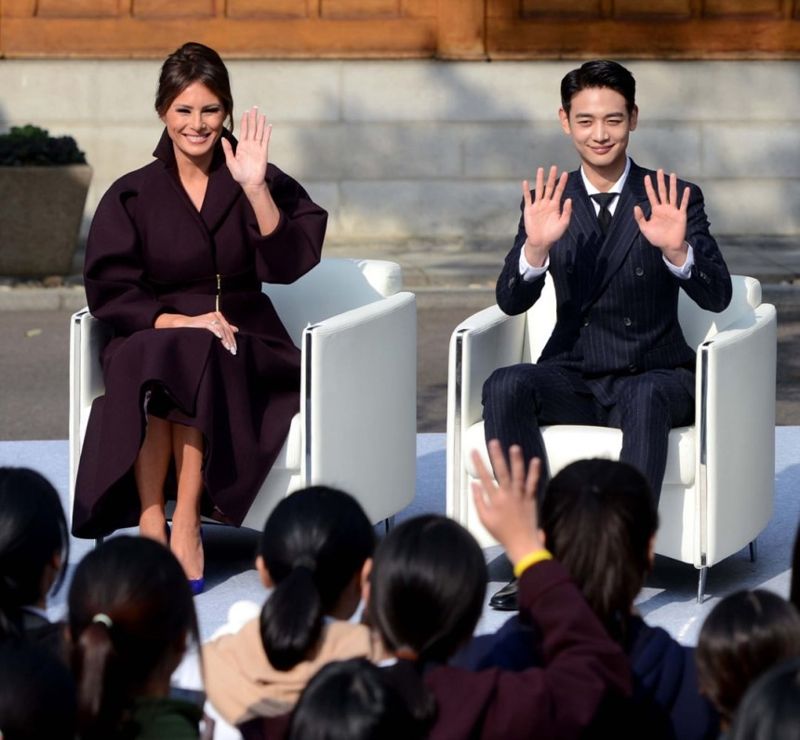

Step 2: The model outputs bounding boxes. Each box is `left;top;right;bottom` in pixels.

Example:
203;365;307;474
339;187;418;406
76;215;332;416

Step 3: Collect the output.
0;125;87;166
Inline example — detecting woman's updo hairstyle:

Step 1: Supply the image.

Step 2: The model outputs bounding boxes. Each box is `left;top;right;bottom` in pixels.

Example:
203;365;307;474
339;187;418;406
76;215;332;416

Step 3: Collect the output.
367;515;486;665
155;41;234;130
0;467;69;639
259;486;375;671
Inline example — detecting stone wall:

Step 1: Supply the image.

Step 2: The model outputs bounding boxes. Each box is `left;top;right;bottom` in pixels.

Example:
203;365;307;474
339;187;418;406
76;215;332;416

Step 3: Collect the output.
2;59;799;250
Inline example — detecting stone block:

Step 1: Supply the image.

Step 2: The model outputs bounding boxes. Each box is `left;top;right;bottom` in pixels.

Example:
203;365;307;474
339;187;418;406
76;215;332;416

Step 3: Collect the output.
702;123;800;178
462;124;574;178
341;61;565;123
272;123;461;180
631;61;800;122
703;179;800;236
228;61;341;123
628;125;702;179
338;180;520;239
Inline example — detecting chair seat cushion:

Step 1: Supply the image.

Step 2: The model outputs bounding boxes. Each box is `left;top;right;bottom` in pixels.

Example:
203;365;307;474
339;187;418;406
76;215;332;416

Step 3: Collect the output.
465;422;696;487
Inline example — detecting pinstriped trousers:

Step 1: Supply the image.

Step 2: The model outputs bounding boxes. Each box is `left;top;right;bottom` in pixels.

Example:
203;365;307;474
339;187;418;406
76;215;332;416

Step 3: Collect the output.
482;362;695;503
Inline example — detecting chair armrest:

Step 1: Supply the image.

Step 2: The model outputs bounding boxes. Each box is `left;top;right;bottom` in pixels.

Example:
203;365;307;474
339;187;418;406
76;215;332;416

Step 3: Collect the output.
302;291;416;523
697;303;777;566
68;308;114;510
446;305;526;518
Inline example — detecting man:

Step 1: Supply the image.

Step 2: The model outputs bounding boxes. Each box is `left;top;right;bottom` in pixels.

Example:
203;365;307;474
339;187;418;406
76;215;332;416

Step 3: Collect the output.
482;60;731;610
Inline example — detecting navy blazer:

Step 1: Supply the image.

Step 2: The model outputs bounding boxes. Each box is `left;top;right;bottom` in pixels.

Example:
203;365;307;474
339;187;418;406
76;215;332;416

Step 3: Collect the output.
496;161;732;377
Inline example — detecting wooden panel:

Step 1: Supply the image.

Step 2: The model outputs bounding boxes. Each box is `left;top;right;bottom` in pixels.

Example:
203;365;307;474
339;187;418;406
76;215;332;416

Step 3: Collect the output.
321;0;400;17
402;0;436;18
227;0;314;18
704;0;785;16
487;16;800;58
614;0;692;17
36;0;121;18
437;0;485;58
133;0;215;18
0;16;438;58
521;0;602;17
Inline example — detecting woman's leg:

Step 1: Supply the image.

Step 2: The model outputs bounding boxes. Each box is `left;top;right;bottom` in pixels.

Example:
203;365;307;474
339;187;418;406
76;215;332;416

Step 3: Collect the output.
170;423;205;580
134;415;172;545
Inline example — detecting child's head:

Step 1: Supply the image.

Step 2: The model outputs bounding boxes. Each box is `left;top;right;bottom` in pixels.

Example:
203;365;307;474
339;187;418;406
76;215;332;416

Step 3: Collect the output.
729;656;800;740
0;467;69;638
258;486;375;671
696;589;800;727
0;639;77;740
68;536;198;739
540;458;657;643
366;514;486;664
288;658;425;740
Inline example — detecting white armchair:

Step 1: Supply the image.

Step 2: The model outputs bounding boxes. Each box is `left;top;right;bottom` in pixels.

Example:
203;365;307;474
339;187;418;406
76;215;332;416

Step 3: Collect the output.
69;258;417;533
447;275;777;601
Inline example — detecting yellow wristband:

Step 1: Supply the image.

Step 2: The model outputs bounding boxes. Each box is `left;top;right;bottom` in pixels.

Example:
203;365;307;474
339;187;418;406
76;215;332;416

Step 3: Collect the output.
513;549;553;579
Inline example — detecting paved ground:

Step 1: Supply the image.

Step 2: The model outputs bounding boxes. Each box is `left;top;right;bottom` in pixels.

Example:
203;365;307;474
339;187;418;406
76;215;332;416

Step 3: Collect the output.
3;237;800;439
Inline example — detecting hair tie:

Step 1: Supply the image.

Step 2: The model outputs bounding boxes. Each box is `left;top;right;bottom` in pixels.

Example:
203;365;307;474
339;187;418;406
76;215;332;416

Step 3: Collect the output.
91;613;113;629
293;556;316;573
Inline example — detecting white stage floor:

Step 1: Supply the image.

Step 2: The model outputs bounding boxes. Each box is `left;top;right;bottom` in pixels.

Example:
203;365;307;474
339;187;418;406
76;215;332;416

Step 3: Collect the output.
2;431;798;647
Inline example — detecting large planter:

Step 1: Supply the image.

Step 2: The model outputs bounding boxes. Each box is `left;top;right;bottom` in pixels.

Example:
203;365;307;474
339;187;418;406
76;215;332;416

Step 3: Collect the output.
0;164;92;277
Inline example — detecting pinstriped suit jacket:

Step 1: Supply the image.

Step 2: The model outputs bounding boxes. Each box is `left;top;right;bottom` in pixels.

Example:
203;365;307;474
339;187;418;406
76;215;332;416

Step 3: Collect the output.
495;161;732;378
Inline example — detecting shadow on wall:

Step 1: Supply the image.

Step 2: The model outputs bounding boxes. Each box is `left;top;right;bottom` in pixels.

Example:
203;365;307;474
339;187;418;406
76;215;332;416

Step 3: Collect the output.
252;60;574;253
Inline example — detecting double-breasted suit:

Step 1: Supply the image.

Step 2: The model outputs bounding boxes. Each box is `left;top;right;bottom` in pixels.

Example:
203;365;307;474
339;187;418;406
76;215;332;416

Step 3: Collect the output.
483;160;732;498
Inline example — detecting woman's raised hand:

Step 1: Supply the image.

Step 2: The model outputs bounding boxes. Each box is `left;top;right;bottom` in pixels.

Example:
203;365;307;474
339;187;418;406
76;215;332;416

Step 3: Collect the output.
471;440;546;566
221;106;271;194
154;311;239;355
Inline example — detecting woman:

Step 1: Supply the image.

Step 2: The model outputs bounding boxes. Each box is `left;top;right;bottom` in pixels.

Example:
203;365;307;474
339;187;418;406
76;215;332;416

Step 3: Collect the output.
73;42;327;590
69;536;202;739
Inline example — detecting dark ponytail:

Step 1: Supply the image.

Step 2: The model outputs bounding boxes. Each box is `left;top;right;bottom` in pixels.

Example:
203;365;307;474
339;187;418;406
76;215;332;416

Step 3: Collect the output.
258;486;374;671
74;620;121;738
261;565;324;671
0;467;69;639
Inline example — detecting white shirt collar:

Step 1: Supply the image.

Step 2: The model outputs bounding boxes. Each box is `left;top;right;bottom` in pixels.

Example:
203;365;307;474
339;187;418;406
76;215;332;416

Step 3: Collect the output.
581;157;631;215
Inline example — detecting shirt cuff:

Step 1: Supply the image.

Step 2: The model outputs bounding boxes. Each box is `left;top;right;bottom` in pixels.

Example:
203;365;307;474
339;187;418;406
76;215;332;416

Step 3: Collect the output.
518;246;549;282
663;243;694;279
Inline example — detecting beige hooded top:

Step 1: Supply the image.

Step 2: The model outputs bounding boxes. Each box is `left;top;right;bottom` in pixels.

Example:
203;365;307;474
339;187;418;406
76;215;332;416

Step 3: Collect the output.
202;617;388;725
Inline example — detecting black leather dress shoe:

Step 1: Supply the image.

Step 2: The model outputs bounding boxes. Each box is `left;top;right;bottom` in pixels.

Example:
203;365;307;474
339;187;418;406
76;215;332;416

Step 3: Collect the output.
489;578;518;611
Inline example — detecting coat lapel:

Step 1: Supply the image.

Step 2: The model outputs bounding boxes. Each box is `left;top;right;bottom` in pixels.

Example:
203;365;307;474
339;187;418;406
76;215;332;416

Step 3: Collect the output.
152;128;243;237
562;172;604;275
583;161;651;310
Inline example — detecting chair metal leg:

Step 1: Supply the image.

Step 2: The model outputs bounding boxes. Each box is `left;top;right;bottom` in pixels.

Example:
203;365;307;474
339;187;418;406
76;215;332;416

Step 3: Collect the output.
749;538;758;563
697;566;708;604
383;516;395;534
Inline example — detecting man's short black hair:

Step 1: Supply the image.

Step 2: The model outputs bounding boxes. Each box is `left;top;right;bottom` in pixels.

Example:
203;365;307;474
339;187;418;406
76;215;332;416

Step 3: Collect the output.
561;60;636;116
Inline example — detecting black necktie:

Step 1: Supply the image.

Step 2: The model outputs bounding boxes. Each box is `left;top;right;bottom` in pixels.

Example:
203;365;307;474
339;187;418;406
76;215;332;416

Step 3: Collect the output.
591;193;617;237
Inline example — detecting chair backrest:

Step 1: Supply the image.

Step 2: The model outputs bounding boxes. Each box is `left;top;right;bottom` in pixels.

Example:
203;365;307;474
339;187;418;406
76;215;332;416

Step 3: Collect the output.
524;274;761;358
677;274;761;347
261;258;403;346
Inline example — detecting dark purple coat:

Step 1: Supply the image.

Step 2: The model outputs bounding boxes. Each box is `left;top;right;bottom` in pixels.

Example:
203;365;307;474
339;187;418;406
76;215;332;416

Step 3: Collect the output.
72;130;327;538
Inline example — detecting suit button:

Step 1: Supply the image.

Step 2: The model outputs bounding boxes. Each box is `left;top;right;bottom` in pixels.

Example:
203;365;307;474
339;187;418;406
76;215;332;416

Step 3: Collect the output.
635;267;644;277
623;317;632;327
566;265;574;274
583;318;590;327
628;364;638;373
